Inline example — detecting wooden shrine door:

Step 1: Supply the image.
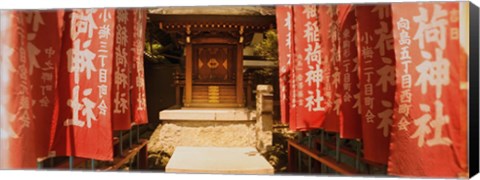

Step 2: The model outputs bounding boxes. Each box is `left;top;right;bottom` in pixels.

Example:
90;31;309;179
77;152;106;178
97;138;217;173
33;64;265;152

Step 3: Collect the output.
193;44;236;84
188;44;239;107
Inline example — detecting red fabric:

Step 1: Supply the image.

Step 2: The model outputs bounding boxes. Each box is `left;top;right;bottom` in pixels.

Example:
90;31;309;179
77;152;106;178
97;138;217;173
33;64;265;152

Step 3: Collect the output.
388;2;467;177
0;11;36;169
130;9;148;125
275;5;293;124
111;9;133;130
50;9;115;161
337;5;362;139
318;5;339;132
292;5;326;131
356;4;396;164
26;11;65;159
0;10;64;169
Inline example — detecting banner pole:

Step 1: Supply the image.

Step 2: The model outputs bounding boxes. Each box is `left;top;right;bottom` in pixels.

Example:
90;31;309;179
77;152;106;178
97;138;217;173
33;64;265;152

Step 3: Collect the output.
297;132;303;173
36;159;43;169
307;131;312;173
50;157;54;167
320;130;325;173
336;134;340;162
355;139;360;170
69;156;74;170
129;128;133;148
119;131;124;156
91;159;95;171
136;125;140;143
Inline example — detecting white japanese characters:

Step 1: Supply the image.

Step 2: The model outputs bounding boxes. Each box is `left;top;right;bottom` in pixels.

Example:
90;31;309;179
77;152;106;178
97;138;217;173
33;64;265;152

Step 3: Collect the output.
302;5;325;113
408;4;454;147
64;9;106;129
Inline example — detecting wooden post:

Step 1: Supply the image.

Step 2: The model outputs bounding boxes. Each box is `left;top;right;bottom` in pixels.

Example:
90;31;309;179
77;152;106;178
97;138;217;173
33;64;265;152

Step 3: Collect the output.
246;73;252;107
174;72;181;107
236;26;244;107
185;25;192;107
287;143;297;172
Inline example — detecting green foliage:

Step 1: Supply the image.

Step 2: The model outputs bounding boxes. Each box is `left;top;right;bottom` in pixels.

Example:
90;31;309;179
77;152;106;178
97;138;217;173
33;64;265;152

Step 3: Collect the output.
144;40;167;63
251;29;279;85
253;29;278;61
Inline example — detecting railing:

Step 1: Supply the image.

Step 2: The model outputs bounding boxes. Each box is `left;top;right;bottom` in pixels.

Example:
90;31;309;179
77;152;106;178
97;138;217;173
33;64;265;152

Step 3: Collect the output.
36;125;149;171
287;131;387;175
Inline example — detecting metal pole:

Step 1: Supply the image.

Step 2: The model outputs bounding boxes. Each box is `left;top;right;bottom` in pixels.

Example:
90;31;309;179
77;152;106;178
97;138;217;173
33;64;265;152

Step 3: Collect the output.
37;159;43;169
129;128;133;148
355;140;360;170
297;132;302;173
119;131;124;156
320;130;325;173
91;159;95;171
69;156;74;170
336;134;341;162
50;157;54;167
136;153;140;170
136;125;140;143
307;132;312;173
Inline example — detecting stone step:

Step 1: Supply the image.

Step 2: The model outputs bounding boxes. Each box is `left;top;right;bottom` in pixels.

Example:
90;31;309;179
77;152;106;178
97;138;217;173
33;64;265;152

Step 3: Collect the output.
191;99;237;103
192;91;236;96
192;95;237;100
188;102;241;108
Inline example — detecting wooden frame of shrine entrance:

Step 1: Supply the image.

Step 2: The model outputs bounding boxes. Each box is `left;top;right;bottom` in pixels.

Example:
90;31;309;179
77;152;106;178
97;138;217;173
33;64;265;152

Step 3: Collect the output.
149;14;276;108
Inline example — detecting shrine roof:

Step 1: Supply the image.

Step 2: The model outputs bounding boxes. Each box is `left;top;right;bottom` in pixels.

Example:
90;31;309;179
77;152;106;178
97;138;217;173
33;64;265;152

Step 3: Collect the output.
148;6;276;16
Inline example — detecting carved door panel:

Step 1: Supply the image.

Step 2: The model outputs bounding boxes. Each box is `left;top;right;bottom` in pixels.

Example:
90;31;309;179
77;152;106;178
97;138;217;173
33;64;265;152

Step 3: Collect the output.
193;45;235;84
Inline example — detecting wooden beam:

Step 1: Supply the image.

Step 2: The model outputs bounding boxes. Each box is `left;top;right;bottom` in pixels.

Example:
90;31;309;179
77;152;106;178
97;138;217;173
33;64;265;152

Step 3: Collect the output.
101;139;148;171
185;43;193;107
236;43;244;107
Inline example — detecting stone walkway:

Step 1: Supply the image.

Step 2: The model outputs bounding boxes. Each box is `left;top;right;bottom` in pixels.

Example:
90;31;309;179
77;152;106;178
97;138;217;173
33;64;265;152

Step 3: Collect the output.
166;146;274;174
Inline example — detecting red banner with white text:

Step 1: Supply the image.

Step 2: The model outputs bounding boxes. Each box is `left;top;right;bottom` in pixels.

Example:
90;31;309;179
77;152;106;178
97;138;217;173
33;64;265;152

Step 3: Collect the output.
130;9;148;125
292;5;326;131
276;5;293;124
50;9;115;161
337;5;362;139
388;2;467;177
356;4;396;164
111;9;133;130
318;5;339;132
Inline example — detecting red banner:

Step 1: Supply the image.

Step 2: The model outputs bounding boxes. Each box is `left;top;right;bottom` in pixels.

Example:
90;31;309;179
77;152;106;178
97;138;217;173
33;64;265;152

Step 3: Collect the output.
50;9;115;161
111;9;133;130
292;5;326;131
356;4;396;164
337;5;362;139
0;10;64;169
318;5;339;132
275;5;293;124
130;9;148;125
388;2;467;177
26;10;65;160
0;11;36;169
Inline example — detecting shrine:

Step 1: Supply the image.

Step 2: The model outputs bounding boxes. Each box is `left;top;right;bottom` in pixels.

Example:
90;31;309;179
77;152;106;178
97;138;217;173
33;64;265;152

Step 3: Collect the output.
149;8;276;108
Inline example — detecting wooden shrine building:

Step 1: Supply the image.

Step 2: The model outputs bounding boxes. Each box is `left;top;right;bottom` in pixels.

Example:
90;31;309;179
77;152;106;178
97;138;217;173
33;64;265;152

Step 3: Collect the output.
149;7;276;108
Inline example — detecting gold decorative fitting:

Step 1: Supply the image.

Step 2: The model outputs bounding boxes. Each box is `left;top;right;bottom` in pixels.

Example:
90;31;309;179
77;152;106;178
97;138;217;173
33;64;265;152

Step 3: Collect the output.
239;25;244;35
186;25;191;35
159;22;163;29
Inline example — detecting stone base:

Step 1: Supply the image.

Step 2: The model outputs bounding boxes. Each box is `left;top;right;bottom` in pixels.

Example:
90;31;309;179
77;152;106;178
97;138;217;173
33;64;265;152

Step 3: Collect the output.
159;108;256;121
149;120;258;155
